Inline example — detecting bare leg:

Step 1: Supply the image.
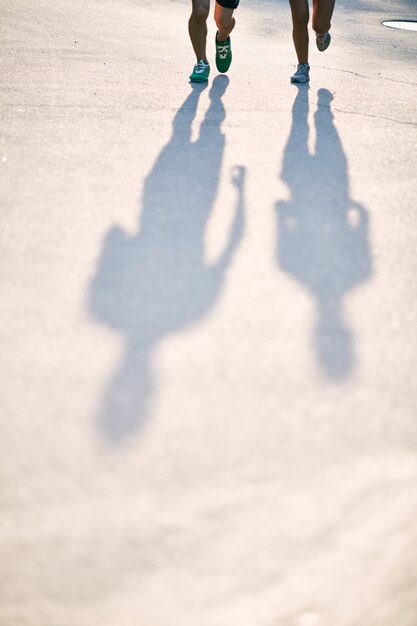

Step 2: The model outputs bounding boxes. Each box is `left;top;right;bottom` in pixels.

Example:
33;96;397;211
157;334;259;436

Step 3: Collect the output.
289;0;310;64
313;0;335;36
214;2;235;42
189;0;211;62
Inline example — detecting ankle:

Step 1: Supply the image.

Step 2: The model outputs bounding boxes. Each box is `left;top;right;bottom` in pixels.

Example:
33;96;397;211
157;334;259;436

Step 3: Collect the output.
216;31;230;43
216;18;235;42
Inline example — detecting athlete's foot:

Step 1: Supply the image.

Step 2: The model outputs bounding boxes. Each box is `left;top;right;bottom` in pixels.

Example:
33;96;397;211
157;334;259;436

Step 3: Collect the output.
189;59;210;83
316;31;331;51
291;63;310;84
215;33;232;73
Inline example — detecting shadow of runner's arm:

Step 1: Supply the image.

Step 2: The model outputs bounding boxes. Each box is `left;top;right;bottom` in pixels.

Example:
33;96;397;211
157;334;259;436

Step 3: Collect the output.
345;200;372;280
88;225;131;328
212;165;246;276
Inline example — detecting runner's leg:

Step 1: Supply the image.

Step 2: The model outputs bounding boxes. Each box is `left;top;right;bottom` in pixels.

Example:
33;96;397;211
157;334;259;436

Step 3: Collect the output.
214;2;235;43
312;0;335;36
289;0;310;64
189;0;211;62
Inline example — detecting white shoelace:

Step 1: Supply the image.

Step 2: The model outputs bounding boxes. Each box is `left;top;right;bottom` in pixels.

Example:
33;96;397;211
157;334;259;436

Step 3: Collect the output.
195;60;209;73
217;44;230;59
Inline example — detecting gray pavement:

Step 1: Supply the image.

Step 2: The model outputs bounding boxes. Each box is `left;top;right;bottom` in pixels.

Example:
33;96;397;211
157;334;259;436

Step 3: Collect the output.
1;0;417;625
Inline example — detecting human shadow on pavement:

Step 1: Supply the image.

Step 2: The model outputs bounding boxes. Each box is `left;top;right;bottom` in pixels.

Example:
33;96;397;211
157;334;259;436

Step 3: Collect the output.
277;87;372;379
89;76;245;442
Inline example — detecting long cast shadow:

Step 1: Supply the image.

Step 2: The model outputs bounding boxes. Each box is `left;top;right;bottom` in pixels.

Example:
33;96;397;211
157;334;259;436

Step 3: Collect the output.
277;87;372;379
89;77;245;442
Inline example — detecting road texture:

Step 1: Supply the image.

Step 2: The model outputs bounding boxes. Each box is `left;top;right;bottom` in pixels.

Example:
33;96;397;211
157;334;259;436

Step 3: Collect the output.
1;0;417;625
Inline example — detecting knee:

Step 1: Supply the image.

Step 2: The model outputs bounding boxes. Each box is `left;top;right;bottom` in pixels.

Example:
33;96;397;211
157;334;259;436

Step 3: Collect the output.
292;9;309;28
191;4;209;24
215;13;233;33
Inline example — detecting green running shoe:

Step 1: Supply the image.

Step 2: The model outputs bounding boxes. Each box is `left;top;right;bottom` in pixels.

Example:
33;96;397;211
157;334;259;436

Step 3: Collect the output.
215;33;232;73
189;59;210;83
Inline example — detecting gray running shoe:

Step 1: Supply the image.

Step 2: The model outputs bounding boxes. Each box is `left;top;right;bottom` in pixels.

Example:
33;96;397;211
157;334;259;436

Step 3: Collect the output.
316;31;331;51
291;63;310;84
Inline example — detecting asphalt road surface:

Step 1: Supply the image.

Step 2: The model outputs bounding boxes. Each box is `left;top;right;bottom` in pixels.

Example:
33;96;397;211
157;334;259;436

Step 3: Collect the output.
1;1;417;625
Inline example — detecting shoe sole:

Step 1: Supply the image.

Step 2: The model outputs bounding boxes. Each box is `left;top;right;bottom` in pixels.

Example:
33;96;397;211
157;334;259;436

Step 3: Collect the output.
291;76;310;83
216;63;231;74
189;76;209;83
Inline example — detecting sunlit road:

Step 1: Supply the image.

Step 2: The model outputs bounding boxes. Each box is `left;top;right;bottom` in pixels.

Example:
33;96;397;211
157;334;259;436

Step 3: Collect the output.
1;1;416;625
